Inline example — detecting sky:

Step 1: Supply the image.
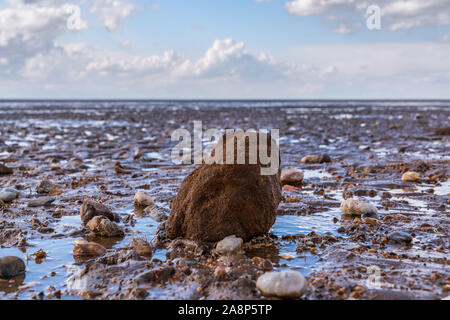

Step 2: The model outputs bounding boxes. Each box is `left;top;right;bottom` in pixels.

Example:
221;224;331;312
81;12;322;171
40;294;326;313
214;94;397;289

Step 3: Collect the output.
1;0;450;99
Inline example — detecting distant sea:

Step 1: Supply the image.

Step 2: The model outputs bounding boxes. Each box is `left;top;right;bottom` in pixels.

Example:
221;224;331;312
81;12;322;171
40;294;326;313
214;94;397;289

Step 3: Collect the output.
0;99;449;110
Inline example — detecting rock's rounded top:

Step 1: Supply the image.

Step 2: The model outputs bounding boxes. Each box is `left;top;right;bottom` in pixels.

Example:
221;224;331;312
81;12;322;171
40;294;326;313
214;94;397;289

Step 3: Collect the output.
209;131;280;168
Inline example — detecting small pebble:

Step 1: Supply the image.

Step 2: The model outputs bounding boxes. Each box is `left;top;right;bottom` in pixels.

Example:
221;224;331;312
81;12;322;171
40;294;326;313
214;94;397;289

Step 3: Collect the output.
0;164;13;175
73;242;106;257
215;235;243;255
300;154;331;164
362;212;378;219
388;231;413;244
341;199;378;216
80;199;119;225
280;168;304;185
402;171;420;182
0;188;19;202
134;191;154;207
28;196;55;207
132;237;153;257
214;265;227;278
36;179;59;195
300;154;320;164
0;256;26;279
86;216;124;237
256;270;307;298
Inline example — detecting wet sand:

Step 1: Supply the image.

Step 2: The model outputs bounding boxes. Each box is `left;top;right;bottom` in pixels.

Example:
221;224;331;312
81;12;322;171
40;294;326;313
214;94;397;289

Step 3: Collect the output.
0;101;449;300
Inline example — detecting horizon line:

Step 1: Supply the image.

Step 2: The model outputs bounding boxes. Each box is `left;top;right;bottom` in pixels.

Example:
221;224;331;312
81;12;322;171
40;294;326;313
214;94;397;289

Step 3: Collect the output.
1;98;450;102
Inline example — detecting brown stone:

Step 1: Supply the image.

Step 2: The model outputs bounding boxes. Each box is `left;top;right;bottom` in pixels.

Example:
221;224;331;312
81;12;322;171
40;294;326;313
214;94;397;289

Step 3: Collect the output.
86;216;124;237
166;132;281;242
73;242;106;257
0;164;13;175
132;237;153;257
36;179;59;195
80;199;119;225
0;256;26;278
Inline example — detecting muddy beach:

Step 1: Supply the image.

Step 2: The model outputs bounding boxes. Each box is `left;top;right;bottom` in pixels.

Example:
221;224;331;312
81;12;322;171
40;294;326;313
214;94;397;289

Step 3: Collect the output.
0;100;449;300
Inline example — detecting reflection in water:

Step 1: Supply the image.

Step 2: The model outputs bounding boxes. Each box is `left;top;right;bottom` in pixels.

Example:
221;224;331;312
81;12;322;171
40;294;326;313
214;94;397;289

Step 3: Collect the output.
84;235;125;250
0;274;26;295
245;242;280;265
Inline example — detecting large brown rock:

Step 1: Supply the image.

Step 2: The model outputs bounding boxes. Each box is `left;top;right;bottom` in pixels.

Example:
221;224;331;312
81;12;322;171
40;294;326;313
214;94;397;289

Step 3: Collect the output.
166;132;281;242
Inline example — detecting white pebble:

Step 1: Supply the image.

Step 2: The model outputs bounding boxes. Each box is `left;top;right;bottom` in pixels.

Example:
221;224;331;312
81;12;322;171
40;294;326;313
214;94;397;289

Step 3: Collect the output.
73;238;89;245
300;155;320;164
256;270;307;298
402;171;420;182
215;235;243;255
340;199;378;216
133;191;154;207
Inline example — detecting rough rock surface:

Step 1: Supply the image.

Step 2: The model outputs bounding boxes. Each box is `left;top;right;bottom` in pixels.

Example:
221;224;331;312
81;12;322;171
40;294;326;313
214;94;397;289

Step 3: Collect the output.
36;179;59;194
86;216;124;237
166;132;282;242
80;199;119;225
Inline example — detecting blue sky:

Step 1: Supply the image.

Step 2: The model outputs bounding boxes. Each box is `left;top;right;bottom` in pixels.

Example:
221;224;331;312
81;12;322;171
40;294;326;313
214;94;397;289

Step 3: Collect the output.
1;0;450;99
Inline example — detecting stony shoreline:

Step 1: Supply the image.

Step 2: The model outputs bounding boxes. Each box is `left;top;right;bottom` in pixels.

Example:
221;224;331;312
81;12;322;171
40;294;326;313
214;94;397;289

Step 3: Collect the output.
0;103;449;300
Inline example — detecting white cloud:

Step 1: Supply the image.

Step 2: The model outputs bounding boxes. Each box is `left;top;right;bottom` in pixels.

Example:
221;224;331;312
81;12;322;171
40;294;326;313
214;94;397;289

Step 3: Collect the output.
332;23;353;34
89;0;137;32
1;0;450;98
285;42;450;97
0;0;87;69
188;39;287;79
10;38;450;99
120;39;130;48
285;0;450;32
